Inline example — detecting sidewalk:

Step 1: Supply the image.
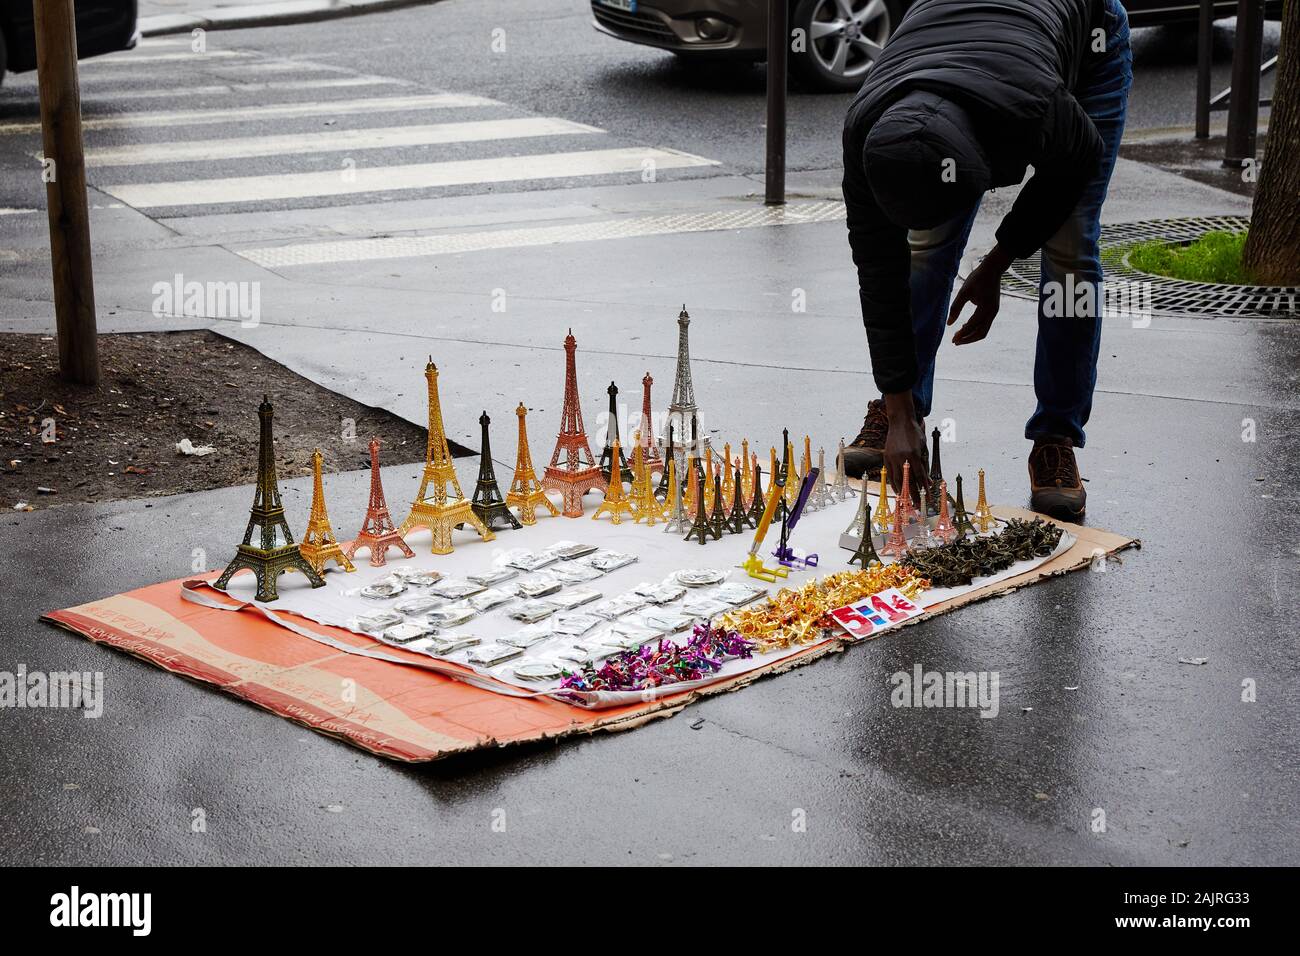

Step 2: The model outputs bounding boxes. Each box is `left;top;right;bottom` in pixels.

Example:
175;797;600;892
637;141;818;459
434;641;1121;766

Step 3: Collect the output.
137;0;437;37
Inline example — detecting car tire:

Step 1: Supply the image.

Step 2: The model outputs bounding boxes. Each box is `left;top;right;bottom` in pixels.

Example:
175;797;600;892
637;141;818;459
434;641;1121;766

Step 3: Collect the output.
790;0;903;93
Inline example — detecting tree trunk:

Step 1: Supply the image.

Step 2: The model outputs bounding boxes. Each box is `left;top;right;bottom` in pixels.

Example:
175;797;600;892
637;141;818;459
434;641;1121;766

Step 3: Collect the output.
1242;0;1300;285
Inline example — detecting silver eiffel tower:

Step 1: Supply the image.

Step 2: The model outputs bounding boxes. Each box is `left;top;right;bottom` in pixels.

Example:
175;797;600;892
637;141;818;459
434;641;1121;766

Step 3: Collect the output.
666;305;708;458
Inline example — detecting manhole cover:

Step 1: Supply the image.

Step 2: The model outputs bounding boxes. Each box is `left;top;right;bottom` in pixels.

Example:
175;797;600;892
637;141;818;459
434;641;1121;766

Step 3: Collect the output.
1001;216;1299;319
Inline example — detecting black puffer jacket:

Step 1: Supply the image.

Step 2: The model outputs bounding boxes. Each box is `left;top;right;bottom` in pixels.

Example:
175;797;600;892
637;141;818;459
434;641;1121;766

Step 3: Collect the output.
843;0;1108;394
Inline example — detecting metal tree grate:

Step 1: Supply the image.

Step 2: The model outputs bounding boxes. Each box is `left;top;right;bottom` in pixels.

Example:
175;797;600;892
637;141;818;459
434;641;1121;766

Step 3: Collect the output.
1001;216;1299;319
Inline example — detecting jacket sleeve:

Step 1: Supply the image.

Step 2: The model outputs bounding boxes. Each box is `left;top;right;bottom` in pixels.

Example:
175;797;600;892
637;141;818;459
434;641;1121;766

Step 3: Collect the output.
993;85;1104;260
843;150;917;395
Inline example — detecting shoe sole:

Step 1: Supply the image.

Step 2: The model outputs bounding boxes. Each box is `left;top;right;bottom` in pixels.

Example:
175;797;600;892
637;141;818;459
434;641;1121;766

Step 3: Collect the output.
1030;491;1086;522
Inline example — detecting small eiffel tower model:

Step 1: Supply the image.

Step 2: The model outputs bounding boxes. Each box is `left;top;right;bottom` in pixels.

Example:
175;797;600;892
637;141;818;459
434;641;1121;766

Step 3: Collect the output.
628;433;664;526
400;360;495;555
214;397;326;602
726;462;752;533
299;449;355;575
719;442;734;506
662;457;690;534
926;427;945;517
542;330;606;518
684;458;719;544
506;403;560;525
806;447;832;513
972;468;997;532
894;459;920;530
655;421;676;500
593;438;635;524
740;439;753;502
840;483;872;551
848;499;882;567
830;438;857;501
931;480;957;544
346;438;416;567
709;470;730;537
952;473;978;539
471;411;521;532
874;465;894;534
639;372;663;478
880;462;912;559
747;463;768;526
599;381;634;486
666;305;708;457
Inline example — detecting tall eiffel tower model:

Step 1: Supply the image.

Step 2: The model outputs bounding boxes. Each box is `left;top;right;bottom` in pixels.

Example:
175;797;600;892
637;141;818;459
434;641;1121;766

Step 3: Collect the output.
471;411;521;532
639;372;663;478
506;403;559;525
214;397;326;602
666;305;708;457
399;359;495;554
346;438;415;567
926;427;945;517
543;330;606;517
599;381;634;486
298;449;355;575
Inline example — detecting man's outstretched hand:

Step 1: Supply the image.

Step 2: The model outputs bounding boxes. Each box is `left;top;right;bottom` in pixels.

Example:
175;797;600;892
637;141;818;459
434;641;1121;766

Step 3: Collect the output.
883;391;929;504
948;244;1014;346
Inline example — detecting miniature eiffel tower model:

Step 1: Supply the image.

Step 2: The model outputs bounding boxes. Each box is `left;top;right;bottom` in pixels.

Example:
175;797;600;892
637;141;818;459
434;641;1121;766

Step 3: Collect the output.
873;465;894;534
739;439;753;501
720;442;734;506
471;411;521;532
702;448;716;513
848;499;882;567
639;372;663;478
214;397;326;602
298;449;355;575
399;361;495;554
662;458;689;533
931;480;957;544
894;459;921;531
952;473;978;539
684;458;719;544
747;463;768;526
599;381;634;486
972;468;996;531
806;447;831;513
879;462;911;559
800;436;813;487
629;433;664;526
593;438;636;524
655;421;676;500
709;471;730;537
841;484;871;550
926;427;945;517
727;462;753;532
542;330;606;517
666;305;708;456
506;403;560;525
830;438;857;501
783;437;799;510
683;451;699;518
345;439;415;567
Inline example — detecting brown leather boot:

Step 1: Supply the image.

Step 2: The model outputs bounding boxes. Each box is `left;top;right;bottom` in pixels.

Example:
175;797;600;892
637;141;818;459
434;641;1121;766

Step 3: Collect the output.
839;399;929;480
1028;436;1086;521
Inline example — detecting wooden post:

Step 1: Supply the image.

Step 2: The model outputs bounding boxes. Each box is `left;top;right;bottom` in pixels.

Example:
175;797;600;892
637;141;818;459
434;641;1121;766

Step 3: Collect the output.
33;0;99;385
764;0;788;205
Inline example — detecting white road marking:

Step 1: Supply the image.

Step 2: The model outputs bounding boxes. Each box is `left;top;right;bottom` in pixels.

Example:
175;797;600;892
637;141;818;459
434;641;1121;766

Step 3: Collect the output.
0;93;496;135
104;147;718;208
76;75;407;104
77;51;250;66
238;202;843;268
81;117;603;166
0;208;38;216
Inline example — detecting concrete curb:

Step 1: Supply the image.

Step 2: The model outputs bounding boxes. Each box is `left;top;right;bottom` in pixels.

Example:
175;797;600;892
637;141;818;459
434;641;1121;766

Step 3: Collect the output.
138;0;438;37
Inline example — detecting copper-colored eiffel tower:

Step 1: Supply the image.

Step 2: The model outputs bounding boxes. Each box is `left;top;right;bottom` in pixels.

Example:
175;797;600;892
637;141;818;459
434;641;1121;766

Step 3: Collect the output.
471;411;521;532
598;381;634;486
639;372;663;477
298;449;356;575
542;330;606;517
880;462;912;558
214;397;326;602
506;403;560;525
931;480;957;543
399;360;495;554
345;438;415;567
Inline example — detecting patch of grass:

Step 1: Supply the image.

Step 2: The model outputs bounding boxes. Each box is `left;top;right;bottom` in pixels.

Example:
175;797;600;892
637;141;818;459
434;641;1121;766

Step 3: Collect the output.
1126;231;1251;284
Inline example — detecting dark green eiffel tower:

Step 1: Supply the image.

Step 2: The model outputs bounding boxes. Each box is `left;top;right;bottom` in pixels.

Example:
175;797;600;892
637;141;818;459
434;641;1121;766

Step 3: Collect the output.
470;411;521;531
848;499;882;567
952;473;978;539
214;397;325;602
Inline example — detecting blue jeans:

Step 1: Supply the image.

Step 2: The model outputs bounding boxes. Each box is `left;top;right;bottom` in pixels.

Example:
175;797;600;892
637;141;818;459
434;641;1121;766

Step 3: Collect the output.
904;0;1133;447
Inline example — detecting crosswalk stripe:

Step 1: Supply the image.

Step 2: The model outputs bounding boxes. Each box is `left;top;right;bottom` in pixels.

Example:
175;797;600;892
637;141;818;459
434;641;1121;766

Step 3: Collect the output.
0;93;496;135
236;202;845;268
77;75;407;104
78;51;250;66
103;147;720;208
80;117;603;167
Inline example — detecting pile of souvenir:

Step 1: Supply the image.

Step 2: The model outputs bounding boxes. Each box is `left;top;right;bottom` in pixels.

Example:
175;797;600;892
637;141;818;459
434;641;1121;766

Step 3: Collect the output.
900;518;1064;588
558;623;756;694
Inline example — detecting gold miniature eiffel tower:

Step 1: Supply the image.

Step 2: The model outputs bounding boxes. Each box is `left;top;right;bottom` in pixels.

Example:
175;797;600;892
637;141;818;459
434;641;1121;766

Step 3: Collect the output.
972;468;996;532
298;449;355;575
684;452;699;518
593;438;635;524
801;435;812;483
214;397;326;602
784;438;800;509
506;403;560;525
873;465;894;534
720;442;734;505
702;447;716;512
739;439;753;501
628;433;664;526
399;359;495;555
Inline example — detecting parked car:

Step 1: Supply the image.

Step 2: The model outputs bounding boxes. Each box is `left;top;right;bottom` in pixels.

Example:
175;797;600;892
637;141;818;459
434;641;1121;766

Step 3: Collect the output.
592;0;1284;92
0;0;138;85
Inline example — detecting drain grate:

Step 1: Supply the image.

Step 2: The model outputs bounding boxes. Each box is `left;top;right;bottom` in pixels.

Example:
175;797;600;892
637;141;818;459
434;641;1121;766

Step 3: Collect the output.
1001;216;1299;319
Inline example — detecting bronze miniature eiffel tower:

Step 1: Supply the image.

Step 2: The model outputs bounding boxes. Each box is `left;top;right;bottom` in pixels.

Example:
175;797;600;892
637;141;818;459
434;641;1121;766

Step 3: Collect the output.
726;462;752;533
471;411;521;532
709;470;730;537
684;458;719;544
298;449;355;575
655;421;676;500
400;359;495;554
847;499;882;567
639;372;663;477
599;381;635;486
346;438;415;567
542;330;606;517
926;426;945;517
506;403;560;525
214;397;326;602
747;463;768;526
952;473;978;539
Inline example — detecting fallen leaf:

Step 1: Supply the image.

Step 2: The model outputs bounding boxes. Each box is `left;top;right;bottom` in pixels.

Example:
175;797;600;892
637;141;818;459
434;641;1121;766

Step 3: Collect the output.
1178;657;1208;666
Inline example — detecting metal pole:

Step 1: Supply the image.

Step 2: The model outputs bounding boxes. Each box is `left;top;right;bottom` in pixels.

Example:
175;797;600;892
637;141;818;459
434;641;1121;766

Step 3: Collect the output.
1195;0;1214;139
765;0;788;205
33;0;99;385
1223;0;1265;167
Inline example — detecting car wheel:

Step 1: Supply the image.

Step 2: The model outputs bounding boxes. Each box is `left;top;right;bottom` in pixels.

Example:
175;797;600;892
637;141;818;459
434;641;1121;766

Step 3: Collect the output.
790;0;901;93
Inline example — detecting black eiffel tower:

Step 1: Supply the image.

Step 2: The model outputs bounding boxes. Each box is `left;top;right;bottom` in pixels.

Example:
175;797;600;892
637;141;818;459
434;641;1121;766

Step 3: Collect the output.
214;397;325;602
926;426;945;516
952;473;978;539
747;463;768;526
726;462;751;533
848;499;882;567
684;457;719;544
655;421;676;500
599;381;635;486
470;411;521;531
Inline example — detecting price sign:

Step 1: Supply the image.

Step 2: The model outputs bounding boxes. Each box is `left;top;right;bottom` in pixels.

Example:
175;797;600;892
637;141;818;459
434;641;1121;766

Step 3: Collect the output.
829;587;924;641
